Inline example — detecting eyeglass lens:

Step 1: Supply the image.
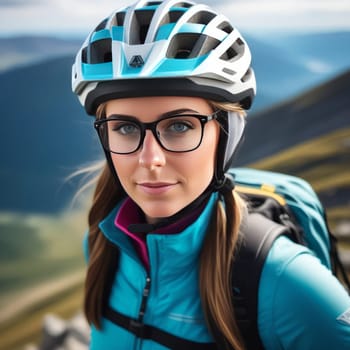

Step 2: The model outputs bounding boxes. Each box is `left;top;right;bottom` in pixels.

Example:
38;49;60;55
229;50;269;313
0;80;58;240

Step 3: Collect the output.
98;115;206;154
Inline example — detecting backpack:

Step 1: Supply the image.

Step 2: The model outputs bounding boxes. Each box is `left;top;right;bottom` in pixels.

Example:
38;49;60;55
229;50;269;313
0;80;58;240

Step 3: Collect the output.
103;167;350;350
230;167;350;350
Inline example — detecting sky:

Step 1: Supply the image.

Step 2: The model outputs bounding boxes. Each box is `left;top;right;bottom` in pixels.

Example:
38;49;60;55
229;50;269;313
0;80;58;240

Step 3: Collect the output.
0;0;350;38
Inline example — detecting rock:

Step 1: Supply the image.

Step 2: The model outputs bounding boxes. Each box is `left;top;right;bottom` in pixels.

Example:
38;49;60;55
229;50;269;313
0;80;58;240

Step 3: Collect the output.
37;313;89;350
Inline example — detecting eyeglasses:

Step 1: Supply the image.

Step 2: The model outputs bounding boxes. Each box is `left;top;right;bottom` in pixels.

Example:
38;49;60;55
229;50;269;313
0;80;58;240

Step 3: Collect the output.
94;111;219;154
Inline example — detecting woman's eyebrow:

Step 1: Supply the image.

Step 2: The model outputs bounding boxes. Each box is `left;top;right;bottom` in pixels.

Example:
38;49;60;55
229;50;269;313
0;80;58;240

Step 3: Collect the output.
160;108;199;118
106;108;200;120
106;113;136;120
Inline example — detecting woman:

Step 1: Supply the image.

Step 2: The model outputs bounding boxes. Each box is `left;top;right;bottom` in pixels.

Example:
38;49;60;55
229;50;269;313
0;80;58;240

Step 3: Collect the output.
72;0;350;349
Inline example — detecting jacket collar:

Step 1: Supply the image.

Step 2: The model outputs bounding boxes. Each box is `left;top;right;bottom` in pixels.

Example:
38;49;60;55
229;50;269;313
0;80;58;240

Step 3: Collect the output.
99;193;218;270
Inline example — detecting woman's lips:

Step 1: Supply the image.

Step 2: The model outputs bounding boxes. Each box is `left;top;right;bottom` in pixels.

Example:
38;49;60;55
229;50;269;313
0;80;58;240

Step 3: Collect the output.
137;182;177;195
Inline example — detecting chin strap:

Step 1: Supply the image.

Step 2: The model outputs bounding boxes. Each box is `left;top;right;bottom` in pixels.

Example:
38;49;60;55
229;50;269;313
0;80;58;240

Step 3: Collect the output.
213;172;235;192
104;150;123;187
128;187;212;234
128;173;235;235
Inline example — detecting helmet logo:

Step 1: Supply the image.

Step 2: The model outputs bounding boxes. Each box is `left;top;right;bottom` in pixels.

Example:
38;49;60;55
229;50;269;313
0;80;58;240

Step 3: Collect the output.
129;55;144;68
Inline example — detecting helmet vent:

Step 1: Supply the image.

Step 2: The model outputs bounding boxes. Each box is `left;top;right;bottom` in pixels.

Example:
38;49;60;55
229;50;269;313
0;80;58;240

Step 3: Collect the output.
241;68;253;83
94;18;108;32
217;21;234;34
81;38;112;64
158;9;186;28
156;3;192;28
171;2;193;9
145;1;163;5
187;11;215;25
167;33;220;58
129;9;155;44
115;11;126;26
220;46;238;61
220;38;244;61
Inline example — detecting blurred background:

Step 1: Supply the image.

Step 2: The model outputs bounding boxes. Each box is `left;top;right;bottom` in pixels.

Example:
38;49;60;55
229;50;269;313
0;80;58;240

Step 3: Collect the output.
0;0;349;349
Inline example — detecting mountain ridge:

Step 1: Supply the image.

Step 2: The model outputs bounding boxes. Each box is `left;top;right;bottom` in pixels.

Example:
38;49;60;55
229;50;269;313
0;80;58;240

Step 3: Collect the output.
237;68;350;165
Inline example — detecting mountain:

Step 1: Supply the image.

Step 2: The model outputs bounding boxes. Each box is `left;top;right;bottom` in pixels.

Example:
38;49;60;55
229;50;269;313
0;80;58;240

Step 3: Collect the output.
0;56;101;213
245;31;350;111
245;35;317;110
237;69;350;164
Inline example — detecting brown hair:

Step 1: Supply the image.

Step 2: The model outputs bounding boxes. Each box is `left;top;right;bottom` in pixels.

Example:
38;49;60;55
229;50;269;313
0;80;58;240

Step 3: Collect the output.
84;101;246;350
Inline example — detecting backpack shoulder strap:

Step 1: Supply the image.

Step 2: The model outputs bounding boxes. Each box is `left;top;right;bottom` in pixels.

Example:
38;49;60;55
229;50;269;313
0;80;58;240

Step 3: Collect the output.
231;211;296;350
104;306;217;350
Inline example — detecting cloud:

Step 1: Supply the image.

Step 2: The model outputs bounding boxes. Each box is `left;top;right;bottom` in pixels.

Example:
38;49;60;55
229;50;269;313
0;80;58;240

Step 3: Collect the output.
214;0;350;33
305;60;333;74
0;0;43;7
0;0;350;37
0;0;131;36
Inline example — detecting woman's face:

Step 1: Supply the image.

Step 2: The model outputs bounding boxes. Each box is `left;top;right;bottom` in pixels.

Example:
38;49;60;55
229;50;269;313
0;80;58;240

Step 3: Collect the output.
105;96;220;224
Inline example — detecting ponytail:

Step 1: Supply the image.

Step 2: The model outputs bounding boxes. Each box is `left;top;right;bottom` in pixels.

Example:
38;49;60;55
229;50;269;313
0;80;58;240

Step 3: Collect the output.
200;188;246;350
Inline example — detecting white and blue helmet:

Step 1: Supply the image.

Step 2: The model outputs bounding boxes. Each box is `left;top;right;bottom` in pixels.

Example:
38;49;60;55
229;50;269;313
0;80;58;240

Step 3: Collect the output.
72;0;256;174
72;0;255;114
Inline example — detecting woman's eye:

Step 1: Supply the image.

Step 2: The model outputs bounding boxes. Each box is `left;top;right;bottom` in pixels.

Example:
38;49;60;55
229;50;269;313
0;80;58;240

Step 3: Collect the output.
111;122;139;135
166;121;193;133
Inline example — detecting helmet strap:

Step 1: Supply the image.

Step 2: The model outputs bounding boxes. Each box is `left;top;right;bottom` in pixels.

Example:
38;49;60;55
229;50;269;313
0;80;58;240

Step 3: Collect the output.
104;149;124;189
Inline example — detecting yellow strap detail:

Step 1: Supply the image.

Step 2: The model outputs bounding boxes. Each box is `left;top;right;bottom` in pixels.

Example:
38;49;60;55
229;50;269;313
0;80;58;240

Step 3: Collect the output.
235;184;286;206
261;183;276;193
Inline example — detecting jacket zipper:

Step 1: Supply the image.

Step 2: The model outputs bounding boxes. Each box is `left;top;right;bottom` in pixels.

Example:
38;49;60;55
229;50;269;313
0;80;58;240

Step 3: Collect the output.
133;275;151;350
139;275;151;323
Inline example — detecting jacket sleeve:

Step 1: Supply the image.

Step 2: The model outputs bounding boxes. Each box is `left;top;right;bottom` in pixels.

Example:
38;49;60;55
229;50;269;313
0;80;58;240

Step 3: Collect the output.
258;236;350;350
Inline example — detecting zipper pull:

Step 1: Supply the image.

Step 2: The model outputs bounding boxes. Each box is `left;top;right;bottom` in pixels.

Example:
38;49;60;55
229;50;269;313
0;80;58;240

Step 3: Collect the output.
138;277;151;322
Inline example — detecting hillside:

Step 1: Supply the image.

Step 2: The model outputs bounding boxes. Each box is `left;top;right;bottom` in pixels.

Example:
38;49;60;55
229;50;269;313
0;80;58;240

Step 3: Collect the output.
0;56;101;213
0;209;86;350
236;69;350;225
238;69;350;164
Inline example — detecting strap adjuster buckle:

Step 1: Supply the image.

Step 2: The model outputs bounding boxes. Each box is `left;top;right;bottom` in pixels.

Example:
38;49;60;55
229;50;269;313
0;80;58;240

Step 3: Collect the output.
129;320;144;338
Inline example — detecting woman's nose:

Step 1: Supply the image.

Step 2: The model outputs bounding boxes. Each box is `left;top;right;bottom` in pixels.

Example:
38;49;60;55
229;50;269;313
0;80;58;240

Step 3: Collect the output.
138;130;166;169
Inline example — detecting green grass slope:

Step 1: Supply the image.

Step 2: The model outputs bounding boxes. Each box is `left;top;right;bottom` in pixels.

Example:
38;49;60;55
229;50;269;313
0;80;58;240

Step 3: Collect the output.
0;209;87;350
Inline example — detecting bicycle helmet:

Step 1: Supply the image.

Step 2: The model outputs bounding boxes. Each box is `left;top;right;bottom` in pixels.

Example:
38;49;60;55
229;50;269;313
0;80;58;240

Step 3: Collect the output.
72;0;256;175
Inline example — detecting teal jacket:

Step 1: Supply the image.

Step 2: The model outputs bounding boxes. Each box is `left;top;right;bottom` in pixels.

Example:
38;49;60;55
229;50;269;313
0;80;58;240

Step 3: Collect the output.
85;193;350;349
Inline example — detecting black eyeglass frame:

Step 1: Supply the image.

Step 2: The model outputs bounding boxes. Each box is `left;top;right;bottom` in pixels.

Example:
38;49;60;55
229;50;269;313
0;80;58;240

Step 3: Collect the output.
94;110;220;154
